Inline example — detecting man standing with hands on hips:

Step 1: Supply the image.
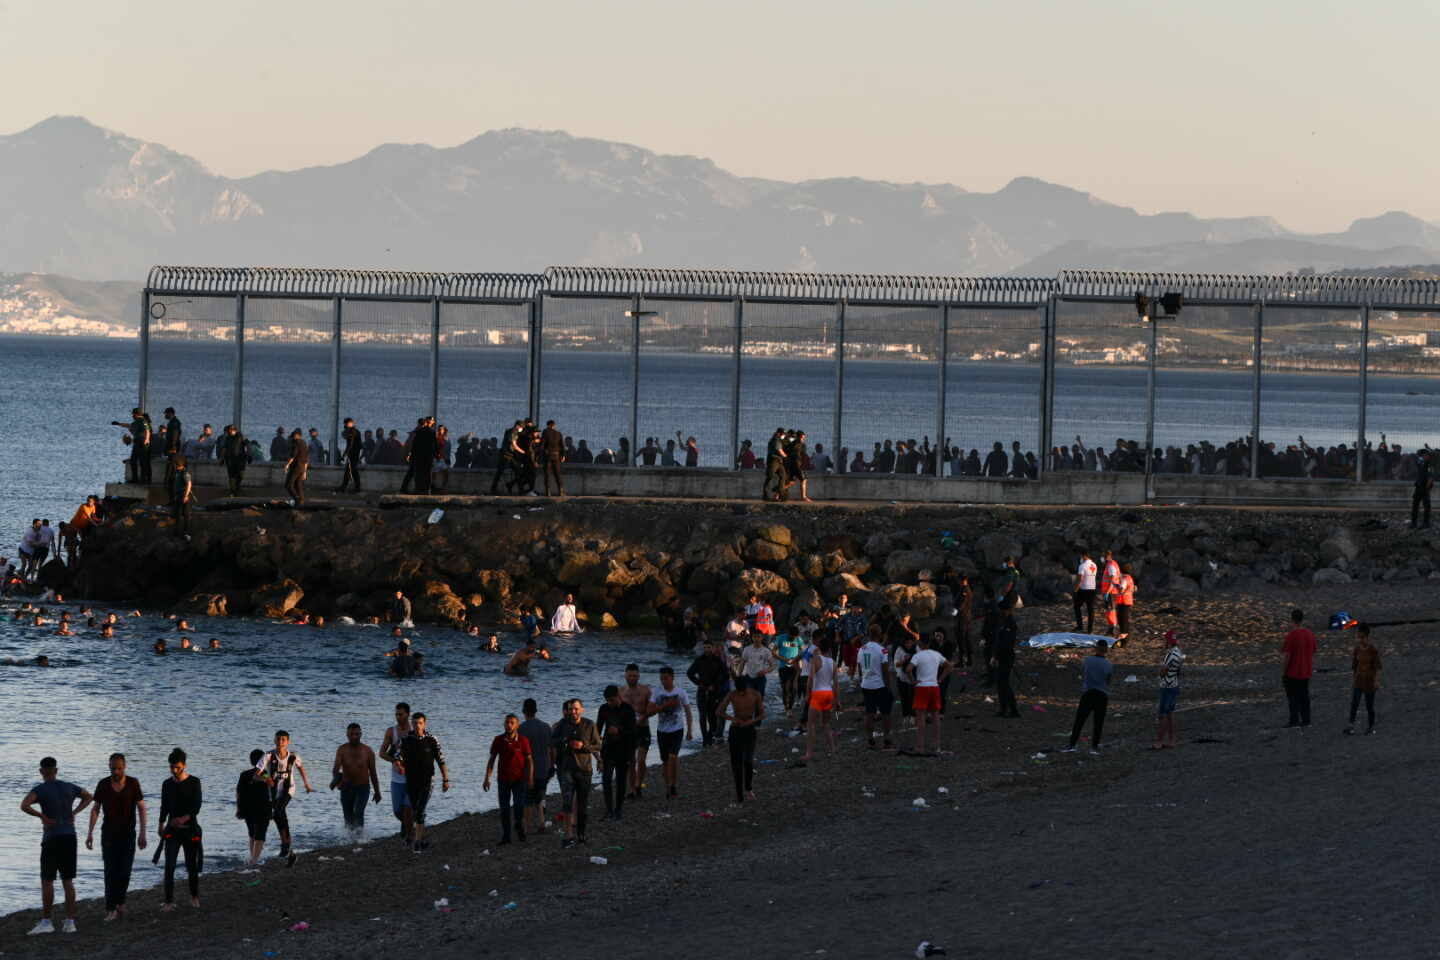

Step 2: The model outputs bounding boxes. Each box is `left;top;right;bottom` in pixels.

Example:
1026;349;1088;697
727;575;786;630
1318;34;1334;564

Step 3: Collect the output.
21;757;93;935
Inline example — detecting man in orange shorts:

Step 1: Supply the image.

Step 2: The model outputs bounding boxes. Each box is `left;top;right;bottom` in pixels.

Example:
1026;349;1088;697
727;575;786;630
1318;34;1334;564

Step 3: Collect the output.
803;638;839;763
907;633;952;756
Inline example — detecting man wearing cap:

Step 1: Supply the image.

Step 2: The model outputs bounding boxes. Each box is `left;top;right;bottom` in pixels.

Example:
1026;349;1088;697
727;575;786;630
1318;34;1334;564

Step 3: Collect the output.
1153;632;1184;749
21;757;93;935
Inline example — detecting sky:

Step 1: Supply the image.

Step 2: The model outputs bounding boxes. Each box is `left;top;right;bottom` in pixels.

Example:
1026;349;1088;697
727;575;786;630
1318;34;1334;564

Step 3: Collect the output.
1;0;1436;233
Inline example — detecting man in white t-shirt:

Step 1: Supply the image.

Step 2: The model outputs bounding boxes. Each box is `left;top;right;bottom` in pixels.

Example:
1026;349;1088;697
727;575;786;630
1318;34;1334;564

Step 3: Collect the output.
257;730;314;865
647;667;693;801
907;634;951;756
1074;549;1099;634
858;630;894;749
740;634;777;697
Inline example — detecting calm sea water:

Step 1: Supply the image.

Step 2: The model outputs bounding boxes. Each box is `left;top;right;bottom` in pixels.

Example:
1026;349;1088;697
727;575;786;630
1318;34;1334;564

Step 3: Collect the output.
0;613;694;916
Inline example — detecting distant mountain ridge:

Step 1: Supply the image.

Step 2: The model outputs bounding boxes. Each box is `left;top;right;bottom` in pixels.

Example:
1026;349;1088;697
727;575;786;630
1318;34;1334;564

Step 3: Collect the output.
2;115;1439;282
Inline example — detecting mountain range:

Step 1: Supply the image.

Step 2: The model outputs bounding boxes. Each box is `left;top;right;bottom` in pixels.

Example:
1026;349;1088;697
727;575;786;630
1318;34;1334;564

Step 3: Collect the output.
4;115;1440;286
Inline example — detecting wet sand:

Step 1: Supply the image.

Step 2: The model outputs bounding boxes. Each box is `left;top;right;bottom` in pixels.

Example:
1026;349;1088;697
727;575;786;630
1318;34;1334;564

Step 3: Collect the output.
4;582;1439;959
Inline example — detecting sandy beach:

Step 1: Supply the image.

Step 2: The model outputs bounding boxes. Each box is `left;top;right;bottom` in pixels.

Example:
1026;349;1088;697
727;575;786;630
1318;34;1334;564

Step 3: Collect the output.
4;580;1438;959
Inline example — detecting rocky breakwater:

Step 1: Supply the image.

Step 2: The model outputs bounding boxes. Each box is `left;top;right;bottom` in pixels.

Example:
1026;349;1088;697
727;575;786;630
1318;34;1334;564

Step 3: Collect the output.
77;501;1439;635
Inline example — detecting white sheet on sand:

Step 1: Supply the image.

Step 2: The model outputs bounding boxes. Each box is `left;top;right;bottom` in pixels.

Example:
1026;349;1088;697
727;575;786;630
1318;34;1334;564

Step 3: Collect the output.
1024;632;1112;649
550;605;581;634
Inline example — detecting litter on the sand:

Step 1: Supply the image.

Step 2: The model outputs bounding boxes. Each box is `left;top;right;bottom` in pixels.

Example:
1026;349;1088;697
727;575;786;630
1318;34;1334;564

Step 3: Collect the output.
916;941;948;957
599;845;624;853
480;849;491;856
246;879;261;887
936;786;949;794
912;797;928;808
511;514;522;520
1031;705;1047;712
427;508;444;524
489;889;499;897
239;868;259;874
289;921;311;932
699;811;716;819
317;855;344;861
443;864;451;871
501;901;518;911
589;856;609;865
1123;675;1139;683
434;898;449;910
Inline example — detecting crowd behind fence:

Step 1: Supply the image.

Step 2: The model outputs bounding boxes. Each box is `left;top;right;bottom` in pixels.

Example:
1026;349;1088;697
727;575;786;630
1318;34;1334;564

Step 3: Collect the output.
138;266;1440;485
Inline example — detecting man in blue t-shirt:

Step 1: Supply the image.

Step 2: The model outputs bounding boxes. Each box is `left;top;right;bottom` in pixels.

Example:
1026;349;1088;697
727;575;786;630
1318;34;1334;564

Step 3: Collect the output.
21;756;93;935
1062;640;1114;756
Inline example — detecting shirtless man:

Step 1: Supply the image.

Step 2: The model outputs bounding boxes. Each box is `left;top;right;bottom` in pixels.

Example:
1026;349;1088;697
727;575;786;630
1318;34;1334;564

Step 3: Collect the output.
717;676;765;802
505;640;539;677
378;703;414;844
619;663;653;799
331;723;381;832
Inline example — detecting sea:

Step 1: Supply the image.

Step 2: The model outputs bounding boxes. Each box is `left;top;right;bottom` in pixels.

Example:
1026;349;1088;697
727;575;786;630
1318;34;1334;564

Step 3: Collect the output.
1;334;1437;914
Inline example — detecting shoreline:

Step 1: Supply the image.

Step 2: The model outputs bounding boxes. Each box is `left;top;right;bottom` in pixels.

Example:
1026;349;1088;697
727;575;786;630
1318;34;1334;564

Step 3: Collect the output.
4;580;1438;958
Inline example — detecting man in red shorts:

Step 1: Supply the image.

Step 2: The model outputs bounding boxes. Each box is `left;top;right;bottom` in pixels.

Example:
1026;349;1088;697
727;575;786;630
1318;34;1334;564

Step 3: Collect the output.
907;633;952;755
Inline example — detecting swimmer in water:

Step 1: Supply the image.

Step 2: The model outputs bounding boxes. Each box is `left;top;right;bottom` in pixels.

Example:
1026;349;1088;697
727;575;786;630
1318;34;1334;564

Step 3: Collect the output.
484;634;501;653
153;639;167;654
465;625;480;637
179;637;194;651
384;639;411;658
311;616;325;628
128;611;142;618
411;652;426;677
35;655;50;667
86;617;97;629
100;624;115;639
504;640;539;677
208;638;220;650
56;623;72;637
176;620;192;632
105;613;119;626
33;615;48;627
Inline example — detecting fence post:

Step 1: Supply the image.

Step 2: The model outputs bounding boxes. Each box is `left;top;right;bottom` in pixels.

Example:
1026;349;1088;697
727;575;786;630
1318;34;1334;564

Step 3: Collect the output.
630;294;641;471
429;297;441;421
1040;297;1056;477
1250;302;1263;479
935;304;948;477
832;299;846;465
233;294;246;432
731;297;743;470
329;298;343;466
1144;312;1158;499
530;296;544;426
139;290;151;412
1357;304;1370;483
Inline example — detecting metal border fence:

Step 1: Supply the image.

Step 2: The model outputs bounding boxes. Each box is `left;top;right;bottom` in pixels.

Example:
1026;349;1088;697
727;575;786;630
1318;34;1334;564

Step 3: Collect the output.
140;265;1440;482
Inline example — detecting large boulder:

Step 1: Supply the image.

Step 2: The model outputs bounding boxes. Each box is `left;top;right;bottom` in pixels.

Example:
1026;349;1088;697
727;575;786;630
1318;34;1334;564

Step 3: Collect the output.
822;572;870;602
415;581;467;625
878;583;937;619
755;524;794;548
725;568;792;608
1319;529;1361;567
745;539;790;567
178;592;228;617
976;531;1022;568
473;569;514;604
787;587;825;622
252;579;304;618
864;532;899;559
1312;567;1352;585
884;548;944;585
557;550;603;586
795;553;825;583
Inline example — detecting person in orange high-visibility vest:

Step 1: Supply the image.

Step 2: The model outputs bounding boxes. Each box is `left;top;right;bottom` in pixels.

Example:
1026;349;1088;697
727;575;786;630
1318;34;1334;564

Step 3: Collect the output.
1114;562;1137;647
1100;550;1122;635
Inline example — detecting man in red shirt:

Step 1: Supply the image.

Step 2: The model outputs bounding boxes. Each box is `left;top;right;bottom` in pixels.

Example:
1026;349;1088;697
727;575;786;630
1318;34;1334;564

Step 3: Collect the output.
483;714;534;844
1282;608;1317;727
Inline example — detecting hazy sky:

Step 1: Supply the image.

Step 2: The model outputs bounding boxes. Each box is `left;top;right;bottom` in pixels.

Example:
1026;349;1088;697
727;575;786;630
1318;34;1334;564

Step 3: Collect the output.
2;0;1436;233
